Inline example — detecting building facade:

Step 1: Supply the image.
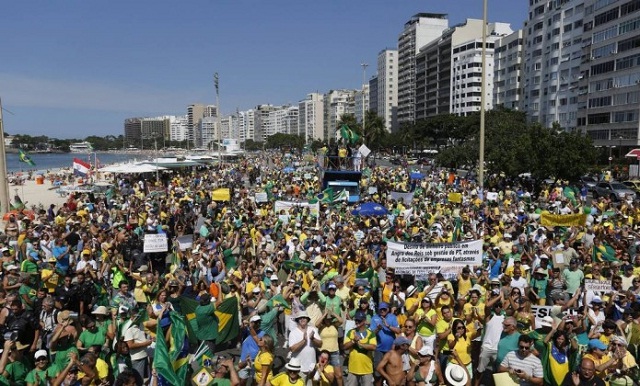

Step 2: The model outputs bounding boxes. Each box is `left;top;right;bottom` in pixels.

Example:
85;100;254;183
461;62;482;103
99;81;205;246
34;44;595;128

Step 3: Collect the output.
298;93;325;142
577;0;640;148
494;29;525;110
376;49;398;131
523;0;585;130
397;13;449;126
323;90;356;140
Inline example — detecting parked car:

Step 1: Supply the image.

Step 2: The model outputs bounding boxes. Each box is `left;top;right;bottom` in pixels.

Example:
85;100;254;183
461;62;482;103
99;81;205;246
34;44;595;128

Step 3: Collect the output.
579;176;598;191
592;181;637;201
622;180;640;193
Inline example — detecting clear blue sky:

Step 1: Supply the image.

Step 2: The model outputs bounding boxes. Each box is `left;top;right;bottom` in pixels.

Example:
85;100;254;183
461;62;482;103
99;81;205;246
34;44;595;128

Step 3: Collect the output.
0;0;527;139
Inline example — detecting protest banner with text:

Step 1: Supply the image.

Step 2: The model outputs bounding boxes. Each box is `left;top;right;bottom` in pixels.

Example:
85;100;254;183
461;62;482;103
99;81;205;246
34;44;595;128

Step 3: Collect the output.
386;240;483;270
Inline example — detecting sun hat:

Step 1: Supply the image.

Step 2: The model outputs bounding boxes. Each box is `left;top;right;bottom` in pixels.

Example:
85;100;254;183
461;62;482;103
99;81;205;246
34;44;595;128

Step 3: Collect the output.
418;346;434;357
56;310;72;324
285;358;301;372
295;311;310;321
406;285;418;297
34;350;48;360
535;268;546;275
91;306;109;316
445;364;469;386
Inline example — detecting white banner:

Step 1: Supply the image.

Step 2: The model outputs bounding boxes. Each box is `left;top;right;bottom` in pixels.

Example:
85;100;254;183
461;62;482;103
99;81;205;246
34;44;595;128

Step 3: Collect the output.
358;144;371;158
584;279;610;293
274;200;320;217
486;192;498;201
386;240;483;268
143;234;168;253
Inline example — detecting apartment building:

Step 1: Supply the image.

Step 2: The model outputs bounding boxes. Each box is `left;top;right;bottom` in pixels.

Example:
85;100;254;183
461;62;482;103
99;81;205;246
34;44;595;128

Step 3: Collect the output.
377;49;398;131
494;30;525;110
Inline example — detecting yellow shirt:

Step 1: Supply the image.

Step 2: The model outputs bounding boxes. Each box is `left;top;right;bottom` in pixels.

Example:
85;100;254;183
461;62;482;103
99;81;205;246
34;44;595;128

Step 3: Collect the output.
415;308;437;337
78;358;109;385
344;328;377;375
41;268;59;293
318;364;335;386
270;372;304;386
254;351;274;385
583;353;610;379
463;303;485;319
448;334;472;365
457;276;472;298
319;325;340;352
246;281;266;295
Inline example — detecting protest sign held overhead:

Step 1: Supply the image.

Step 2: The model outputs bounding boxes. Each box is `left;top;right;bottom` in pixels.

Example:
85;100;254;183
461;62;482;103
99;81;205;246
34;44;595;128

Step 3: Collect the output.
386;240;483;270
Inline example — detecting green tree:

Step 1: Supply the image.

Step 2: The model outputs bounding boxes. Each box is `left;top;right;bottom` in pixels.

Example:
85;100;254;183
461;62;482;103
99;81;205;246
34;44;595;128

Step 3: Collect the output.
363;111;387;149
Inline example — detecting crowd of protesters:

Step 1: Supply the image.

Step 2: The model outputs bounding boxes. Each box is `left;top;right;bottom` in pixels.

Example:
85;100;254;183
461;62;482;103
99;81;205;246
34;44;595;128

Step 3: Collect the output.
0;151;638;386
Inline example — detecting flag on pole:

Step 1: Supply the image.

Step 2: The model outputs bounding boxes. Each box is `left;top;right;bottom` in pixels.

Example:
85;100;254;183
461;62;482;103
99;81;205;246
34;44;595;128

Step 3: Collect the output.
339;124;360;144
18;149;35;166
153;312;190;385
334;189;350;202
73;158;91;176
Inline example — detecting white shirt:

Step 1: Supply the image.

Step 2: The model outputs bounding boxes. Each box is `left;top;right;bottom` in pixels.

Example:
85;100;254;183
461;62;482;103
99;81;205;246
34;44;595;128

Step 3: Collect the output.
511;277;528;291
124;324;148;361
481;314;505;349
288;326;320;372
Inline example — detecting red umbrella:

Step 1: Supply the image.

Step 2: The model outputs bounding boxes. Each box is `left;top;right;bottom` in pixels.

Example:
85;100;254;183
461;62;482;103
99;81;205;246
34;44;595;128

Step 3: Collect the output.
3;210;36;221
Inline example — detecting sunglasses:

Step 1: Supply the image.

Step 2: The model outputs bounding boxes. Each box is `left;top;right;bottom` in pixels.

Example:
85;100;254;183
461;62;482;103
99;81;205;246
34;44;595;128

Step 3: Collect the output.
519;345;531;350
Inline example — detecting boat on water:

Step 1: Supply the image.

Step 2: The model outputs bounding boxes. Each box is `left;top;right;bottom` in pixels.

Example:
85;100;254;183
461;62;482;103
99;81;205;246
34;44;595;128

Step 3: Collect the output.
69;141;94;153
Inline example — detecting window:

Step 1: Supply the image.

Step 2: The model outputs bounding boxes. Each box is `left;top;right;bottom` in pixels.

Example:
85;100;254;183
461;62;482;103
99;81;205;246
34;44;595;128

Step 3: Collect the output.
587;113;610;124
594;7;619;27
591;60;615;75
618;35;640;52
564;23;573;32
593;25;618;43
619;15;640;35
621;0;640;16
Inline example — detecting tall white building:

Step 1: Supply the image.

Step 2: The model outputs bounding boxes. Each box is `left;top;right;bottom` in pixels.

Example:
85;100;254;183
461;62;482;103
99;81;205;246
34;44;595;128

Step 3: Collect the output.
298;93;325;142
377;49;398;131
577;0;640;147
269;106;299;137
397;13;449;126
414;19;512;119
169;115;188;142
200;117;218;149
323;90;356;140
237;110;256;142
523;0;585;130
494;29;525;110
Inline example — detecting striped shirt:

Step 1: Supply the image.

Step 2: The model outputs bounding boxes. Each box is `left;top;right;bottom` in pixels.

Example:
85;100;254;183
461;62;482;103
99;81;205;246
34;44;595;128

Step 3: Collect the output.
499;351;543;386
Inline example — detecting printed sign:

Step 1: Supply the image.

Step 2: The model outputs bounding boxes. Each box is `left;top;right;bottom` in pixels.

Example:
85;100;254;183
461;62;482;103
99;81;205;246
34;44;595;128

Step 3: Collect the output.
394;266;463;280
486;192;498;201
143;234;168;253
386;240;483;269
584;279;611;293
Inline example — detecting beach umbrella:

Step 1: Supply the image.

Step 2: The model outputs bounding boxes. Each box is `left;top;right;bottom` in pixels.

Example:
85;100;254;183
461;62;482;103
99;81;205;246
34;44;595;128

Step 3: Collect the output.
351;202;388;217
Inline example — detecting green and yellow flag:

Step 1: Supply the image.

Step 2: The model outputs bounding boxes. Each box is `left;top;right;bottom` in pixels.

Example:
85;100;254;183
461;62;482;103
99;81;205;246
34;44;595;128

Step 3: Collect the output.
153;312;190;384
592;242;617;263
180;296;240;347
18;149;35;166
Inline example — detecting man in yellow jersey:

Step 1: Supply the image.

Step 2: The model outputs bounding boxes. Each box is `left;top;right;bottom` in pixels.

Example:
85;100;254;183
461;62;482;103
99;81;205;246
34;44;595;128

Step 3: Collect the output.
344;311;377;386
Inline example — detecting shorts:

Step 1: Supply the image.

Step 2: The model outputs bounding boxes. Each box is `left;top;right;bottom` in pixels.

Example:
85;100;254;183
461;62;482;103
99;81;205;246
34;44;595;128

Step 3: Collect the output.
373;351;386;377
477;346;497;373
329;351;343;368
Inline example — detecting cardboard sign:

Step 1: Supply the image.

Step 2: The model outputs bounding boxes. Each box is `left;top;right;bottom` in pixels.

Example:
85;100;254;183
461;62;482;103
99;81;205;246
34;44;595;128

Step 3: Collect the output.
486;192;498;201
143;234;168;253
176;235;193;251
255;192;268;203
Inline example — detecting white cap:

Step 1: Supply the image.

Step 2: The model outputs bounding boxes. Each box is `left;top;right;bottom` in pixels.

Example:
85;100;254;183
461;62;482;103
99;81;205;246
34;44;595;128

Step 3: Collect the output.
34;350;48;360
250;315;262;322
270;274;279;281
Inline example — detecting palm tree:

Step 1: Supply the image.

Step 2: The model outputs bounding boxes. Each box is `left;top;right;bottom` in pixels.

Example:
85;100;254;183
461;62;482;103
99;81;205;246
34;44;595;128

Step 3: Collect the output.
363;111;386;148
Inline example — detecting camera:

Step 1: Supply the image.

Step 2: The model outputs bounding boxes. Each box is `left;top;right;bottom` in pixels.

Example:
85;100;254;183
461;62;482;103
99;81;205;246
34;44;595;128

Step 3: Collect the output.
3;331;18;341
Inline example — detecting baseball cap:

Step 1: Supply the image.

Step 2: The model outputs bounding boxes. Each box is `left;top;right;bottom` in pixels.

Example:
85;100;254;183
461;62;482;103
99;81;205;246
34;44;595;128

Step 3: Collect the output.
588;339;607;351
378;302;389;310
354;311;367;321
270;274;278;281
327;283;337;290
394;336;411;346
34;350;48;360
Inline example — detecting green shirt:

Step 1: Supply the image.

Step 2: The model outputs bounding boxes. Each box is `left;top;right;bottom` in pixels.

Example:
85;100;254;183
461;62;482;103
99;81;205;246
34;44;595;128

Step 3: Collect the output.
18;284;36;310
5;358;31;386
79;328;107;348
25;365;58;386
497;332;521;367
195;303;219;341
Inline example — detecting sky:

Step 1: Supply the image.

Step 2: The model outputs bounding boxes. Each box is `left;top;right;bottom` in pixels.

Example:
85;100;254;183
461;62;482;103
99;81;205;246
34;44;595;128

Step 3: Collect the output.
0;0;527;139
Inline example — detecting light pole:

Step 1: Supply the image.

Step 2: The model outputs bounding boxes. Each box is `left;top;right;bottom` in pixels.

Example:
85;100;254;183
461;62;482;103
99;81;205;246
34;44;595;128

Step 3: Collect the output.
361;63;368;145
478;0;488;192
214;73;221;165
0;98;11;214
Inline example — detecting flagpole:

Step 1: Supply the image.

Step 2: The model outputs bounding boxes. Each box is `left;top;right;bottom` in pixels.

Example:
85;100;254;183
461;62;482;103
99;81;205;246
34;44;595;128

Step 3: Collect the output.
215;73;221;166
0;98;11;214
478;0;488;192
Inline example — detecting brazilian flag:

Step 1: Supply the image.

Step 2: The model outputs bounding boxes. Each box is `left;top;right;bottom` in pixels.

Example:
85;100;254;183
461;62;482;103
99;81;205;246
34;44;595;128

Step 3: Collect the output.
339;124;360;145
451;217;463;242
18;149;36;166
592;242;617;262
180;296;240;347
153;312;190;385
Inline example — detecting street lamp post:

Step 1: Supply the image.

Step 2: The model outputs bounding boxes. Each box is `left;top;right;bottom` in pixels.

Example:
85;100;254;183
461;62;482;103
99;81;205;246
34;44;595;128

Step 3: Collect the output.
478;0;488;192
0;98;11;214
361;63;368;145
214;73;221;166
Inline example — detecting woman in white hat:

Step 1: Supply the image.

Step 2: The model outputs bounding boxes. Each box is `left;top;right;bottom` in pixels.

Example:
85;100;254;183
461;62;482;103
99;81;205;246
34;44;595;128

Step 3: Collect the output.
407;346;444;386
288;311;321;380
268;358;304;386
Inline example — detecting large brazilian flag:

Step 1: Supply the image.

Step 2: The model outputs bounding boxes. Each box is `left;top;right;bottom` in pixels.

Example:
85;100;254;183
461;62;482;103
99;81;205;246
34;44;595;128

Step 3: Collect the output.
180;296;240;347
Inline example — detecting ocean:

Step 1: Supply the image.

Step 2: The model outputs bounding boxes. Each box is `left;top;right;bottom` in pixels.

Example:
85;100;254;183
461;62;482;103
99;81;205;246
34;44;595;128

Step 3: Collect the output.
5;152;145;173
